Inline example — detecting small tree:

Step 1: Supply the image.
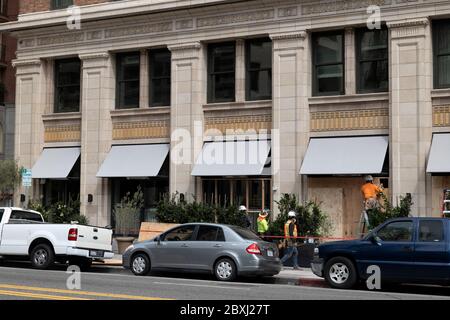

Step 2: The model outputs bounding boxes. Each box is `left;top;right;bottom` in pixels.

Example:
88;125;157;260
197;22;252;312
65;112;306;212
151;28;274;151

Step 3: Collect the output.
113;186;144;236
0;160;22;201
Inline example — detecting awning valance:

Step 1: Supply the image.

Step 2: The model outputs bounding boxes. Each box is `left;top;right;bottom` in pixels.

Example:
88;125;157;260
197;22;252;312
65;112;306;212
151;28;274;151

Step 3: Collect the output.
427;134;450;173
191;140;271;176
97;144;169;178
300;136;388;175
32;147;81;179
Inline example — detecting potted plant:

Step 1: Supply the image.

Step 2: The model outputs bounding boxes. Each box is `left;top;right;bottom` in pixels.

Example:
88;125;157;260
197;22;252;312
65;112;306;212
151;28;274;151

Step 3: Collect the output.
114;187;144;254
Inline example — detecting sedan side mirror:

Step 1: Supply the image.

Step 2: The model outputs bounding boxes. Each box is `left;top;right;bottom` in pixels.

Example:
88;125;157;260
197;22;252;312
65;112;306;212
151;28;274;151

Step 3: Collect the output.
370;234;382;246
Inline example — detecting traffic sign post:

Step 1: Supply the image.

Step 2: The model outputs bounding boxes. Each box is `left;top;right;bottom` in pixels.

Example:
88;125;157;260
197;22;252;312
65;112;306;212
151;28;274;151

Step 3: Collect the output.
22;169;32;188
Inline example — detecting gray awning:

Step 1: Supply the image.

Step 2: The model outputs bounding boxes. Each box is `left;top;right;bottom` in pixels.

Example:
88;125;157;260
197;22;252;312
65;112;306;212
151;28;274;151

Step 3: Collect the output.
300;136;388;175
192;140;271;176
97;144;169;178
32;147;81;179
427;134;450;173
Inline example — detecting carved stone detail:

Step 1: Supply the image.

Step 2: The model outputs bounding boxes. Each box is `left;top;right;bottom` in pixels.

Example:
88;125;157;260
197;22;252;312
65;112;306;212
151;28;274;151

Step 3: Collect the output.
104;22;173;38
433;106;450;127
197;9;275;28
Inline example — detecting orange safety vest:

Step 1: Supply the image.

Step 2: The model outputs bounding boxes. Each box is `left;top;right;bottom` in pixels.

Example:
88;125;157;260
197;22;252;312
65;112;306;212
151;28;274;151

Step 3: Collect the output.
284;220;298;239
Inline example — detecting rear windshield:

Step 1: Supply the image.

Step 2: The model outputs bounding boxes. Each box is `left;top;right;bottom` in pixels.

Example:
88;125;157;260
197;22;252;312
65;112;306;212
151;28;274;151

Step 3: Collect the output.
230;226;261;241
10;211;43;223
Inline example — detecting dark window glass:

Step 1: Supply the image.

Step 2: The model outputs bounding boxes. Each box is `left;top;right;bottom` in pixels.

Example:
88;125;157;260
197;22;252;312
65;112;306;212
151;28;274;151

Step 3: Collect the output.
249;180;262;210
52;0;73;10
203;180;215;205
356;27;388;93
163;225;196;241
419;220;444;242
150;49;171;107
0;209;4;222
217;180;231;207
313;32;344;96
433;20;450;89
55;58;81;113
377;221;413;242
10;211;43;223
233;180;247;208
196;226;225;242
246;38;272;101
230;226;260;241
208;42;235;103
264;180;271;210
116;52;140;109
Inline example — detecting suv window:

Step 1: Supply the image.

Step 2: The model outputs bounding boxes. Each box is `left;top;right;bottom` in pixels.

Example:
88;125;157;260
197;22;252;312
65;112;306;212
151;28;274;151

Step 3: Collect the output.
0;209;4;223
163;225;195;241
230;226;261;241
195;226;225;242
419;220;444;242
377;221;413;242
10;211;43;223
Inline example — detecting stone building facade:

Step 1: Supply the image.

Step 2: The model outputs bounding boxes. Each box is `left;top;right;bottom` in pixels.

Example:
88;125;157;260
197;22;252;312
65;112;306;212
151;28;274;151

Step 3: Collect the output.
2;0;450;237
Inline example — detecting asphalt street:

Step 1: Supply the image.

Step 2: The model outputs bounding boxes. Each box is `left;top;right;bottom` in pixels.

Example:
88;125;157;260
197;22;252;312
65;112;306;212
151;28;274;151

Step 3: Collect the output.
0;261;449;300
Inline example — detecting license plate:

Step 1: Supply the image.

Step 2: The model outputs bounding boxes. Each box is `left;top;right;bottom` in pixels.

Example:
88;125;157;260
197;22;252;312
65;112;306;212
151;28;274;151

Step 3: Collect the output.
267;250;274;257
89;250;104;258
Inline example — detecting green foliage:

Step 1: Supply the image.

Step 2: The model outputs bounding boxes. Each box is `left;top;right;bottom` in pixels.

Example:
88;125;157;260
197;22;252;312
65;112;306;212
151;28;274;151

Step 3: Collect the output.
113;186;144;236
0;160;22;195
156;193;247;227
268;193;332;238
367;193;412;230
28;197;88;225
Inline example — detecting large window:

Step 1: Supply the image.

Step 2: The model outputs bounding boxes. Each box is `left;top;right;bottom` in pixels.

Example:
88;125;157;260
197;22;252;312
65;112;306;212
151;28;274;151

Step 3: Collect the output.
312;31;345;96
150;49;171;107
356;27;388;93
207;42;236;103
163;225;195;241
54;58;81;113
377;221;413;242
116;52;140;109
433;20;450;89
419;220;444;242
52;0;73;10
246;38;272;101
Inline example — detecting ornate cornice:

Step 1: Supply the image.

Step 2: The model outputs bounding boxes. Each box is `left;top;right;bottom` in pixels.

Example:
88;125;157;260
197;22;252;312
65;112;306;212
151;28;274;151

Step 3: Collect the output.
168;42;201;52
270;31;306;41
79;52;110;61
387;18;429;29
12;59;41;68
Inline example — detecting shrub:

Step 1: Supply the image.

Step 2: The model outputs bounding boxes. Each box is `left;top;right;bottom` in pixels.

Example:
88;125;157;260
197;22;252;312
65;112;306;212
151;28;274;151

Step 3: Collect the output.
28;197;89;225
113;187;144;236
367;193;412;230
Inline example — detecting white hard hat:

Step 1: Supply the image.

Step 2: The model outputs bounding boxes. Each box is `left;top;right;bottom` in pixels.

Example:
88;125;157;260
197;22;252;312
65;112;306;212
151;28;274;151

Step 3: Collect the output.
239;205;247;211
288;211;296;218
365;175;373;182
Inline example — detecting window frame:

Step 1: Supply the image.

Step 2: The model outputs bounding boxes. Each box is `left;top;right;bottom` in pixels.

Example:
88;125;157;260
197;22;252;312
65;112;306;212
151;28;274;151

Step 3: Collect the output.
376;220;414;242
149;48;171;107
54;58;81;114
207;42;236;103
51;0;73;10
195;225;226;242
161;225;196;242
312;30;345;97
418;220;445;243
433;19;450;89
116;52;141;109
245;37;272;101
355;26;389;94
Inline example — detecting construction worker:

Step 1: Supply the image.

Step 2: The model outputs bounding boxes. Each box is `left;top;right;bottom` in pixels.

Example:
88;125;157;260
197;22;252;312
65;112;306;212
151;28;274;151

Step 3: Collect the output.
361;175;383;211
280;211;300;270
239;205;252;229
257;210;269;237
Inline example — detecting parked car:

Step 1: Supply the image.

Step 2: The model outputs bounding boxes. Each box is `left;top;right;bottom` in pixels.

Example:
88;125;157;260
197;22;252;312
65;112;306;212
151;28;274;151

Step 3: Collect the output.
311;217;450;289
122;223;282;281
0;207;114;269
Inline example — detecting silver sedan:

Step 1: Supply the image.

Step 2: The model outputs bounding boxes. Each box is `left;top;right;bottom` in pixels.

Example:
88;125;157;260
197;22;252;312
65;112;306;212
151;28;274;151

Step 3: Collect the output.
122;223;282;281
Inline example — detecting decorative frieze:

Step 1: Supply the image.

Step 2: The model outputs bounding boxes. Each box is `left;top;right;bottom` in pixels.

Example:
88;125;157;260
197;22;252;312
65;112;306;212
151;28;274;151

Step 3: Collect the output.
38;33;84;46
433;106;450;127
311;108;389;132
302;0;391;15
204;114;272;134
176;19;194;30
44;125;81;143
104;22;173;39
387;18;429;39
196;9;275;28
113;120;170;140
278;7;298;18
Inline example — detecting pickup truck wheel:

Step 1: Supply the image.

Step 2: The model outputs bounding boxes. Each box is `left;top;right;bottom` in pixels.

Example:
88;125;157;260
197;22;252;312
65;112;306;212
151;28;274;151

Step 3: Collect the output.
30;244;54;270
324;257;357;289
131;253;150;276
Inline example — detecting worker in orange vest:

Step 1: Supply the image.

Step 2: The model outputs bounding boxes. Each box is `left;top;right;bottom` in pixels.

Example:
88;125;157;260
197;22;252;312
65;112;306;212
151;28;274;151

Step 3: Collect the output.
280;211;300;270
361;175;383;211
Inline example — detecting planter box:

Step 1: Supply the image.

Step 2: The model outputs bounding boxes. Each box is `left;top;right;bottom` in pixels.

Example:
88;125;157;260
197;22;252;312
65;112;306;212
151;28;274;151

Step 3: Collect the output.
138;222;179;241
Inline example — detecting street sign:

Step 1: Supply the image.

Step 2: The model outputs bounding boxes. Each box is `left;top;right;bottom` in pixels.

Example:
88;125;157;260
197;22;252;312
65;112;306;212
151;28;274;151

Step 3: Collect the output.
22;169;32;187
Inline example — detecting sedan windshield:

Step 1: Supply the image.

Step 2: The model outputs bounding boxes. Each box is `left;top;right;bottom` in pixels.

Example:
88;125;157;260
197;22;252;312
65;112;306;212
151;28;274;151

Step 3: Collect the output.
230;226;261;241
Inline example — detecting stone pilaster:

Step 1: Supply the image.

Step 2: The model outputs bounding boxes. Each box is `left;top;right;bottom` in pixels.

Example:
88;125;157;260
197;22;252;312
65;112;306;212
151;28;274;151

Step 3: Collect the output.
168;42;205;200
270;32;310;215
139;49;149;108
345;28;356;95
79;52;114;226
12;59;46;205
387;18;433;216
235;39;246;103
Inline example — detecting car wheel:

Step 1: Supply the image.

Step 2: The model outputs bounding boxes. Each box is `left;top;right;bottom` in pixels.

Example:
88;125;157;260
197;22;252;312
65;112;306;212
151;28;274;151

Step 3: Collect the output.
214;258;237;282
131;253;151;276
30;244;55;270
324;257;357;289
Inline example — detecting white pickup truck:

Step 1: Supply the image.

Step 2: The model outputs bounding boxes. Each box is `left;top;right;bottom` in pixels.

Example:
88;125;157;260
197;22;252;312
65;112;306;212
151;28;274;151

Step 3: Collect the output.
0;207;114;269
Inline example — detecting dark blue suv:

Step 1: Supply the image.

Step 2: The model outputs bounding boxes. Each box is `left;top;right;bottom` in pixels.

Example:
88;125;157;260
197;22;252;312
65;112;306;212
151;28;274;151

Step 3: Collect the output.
311;217;450;289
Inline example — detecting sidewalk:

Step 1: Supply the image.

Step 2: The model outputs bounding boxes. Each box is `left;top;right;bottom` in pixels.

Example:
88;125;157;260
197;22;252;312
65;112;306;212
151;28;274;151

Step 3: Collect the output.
94;255;327;287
